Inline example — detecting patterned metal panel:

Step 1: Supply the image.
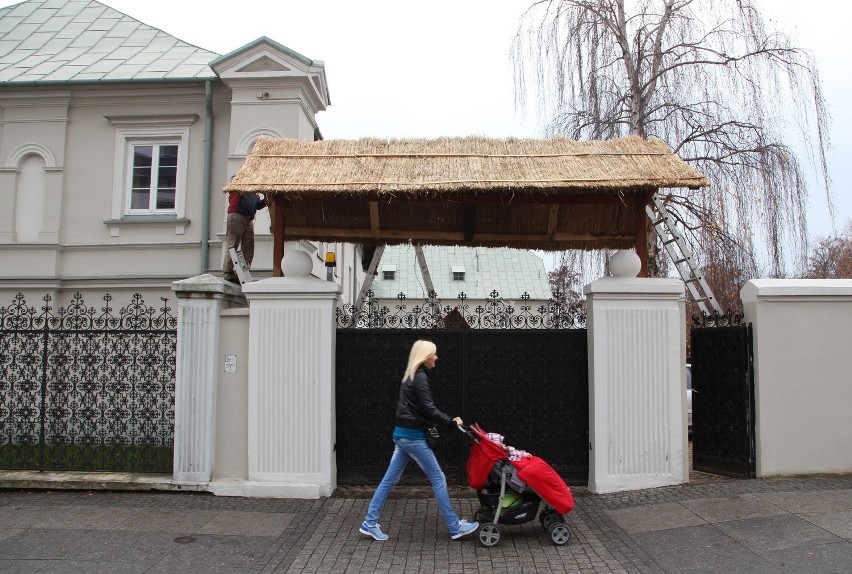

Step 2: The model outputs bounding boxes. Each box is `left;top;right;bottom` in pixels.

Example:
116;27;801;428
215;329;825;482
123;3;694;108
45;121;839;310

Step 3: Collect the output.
0;293;176;472
337;290;586;330
335;329;588;485
691;321;755;478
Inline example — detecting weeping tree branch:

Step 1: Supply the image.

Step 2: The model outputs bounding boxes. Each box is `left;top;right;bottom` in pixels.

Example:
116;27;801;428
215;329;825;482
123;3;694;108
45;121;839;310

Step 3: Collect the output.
513;0;832;278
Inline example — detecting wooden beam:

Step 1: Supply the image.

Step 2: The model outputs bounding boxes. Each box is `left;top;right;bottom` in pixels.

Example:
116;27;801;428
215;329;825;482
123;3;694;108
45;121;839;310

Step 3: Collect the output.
276;191;651;206
463;204;476;242
369;201;381;238
546;205;560;241
272;195;285;277
283;226;633;243
635;193;652;277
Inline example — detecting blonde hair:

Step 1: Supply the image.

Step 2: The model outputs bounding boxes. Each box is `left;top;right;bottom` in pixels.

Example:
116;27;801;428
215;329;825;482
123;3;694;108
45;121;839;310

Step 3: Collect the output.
402;339;437;383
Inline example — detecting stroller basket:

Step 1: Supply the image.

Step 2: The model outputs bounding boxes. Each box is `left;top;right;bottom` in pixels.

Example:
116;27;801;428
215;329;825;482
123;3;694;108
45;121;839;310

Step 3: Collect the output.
477;486;541;525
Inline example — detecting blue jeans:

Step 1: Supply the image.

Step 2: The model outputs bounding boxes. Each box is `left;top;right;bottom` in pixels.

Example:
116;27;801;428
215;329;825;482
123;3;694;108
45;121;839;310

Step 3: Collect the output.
364;438;460;533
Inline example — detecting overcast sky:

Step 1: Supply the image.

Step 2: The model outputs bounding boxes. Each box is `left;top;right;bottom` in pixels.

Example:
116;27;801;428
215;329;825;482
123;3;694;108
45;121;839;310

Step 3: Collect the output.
4;0;849;258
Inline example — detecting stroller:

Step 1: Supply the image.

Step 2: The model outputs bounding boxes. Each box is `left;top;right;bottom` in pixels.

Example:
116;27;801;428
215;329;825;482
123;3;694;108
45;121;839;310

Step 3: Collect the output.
461;423;574;547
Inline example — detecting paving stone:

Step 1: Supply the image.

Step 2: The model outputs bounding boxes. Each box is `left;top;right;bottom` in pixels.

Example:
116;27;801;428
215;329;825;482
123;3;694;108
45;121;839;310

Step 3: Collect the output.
198;510;295;537
681;493;786;523
763;540;852;572
713;514;843;553
796;510;852;540
606;501;707;533
0;476;851;572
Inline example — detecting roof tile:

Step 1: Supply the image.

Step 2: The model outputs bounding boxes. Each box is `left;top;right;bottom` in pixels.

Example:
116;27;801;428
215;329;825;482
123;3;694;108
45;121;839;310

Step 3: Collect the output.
0;0;219;83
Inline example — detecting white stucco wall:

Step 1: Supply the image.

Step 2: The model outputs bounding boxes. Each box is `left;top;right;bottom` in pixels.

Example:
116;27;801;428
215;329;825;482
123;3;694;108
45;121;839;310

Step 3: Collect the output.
742;279;852;477
214;308;250;481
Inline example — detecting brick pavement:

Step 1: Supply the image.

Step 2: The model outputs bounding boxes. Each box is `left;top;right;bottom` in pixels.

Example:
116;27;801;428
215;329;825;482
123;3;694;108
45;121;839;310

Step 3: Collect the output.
1;474;851;573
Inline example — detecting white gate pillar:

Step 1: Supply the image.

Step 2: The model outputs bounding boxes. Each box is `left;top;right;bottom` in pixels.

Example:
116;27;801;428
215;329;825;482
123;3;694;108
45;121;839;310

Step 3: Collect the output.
584;251;688;493
171;274;246;482
242;251;340;498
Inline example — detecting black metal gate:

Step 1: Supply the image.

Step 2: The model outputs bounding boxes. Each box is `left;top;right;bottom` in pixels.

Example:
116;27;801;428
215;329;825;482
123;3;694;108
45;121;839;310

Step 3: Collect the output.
690;313;755;478
0;292;176;472
335;328;589;485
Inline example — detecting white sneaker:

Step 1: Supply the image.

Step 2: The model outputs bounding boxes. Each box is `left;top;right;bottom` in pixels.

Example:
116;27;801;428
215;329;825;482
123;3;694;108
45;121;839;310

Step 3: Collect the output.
450;519;479;539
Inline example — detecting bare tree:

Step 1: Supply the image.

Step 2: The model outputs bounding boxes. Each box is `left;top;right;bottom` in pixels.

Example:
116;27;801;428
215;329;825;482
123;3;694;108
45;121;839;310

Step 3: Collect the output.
804;221;852;279
513;0;831;278
548;252;585;304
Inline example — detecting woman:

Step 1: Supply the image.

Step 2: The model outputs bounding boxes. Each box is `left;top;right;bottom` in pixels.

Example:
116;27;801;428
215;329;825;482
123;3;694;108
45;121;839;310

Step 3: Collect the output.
358;340;479;541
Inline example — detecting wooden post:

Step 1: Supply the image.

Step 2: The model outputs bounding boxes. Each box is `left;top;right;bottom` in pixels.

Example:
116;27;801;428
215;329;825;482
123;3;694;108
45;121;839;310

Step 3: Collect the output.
272;196;285;277
635;194;650;277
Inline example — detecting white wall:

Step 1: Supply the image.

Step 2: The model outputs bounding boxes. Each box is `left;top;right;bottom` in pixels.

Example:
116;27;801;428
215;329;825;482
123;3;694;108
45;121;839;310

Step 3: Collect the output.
742;279;852;477
214;308;250;481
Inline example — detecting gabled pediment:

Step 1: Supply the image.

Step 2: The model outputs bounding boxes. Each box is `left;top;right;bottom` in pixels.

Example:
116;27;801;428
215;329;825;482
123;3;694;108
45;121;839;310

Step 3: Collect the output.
210;36;330;110
210;36;314;79
237;56;292;73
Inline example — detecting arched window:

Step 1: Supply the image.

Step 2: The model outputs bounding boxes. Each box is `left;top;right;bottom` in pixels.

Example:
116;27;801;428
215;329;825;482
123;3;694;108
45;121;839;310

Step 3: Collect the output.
15;154;47;242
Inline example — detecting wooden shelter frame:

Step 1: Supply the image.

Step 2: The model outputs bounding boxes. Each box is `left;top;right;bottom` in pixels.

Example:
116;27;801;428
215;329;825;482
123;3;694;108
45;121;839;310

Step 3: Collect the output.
225;136;708;278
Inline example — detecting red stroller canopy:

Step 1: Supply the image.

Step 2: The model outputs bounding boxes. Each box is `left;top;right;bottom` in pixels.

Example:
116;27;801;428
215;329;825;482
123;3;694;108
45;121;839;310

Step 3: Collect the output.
465;423;575;515
466;423;509;490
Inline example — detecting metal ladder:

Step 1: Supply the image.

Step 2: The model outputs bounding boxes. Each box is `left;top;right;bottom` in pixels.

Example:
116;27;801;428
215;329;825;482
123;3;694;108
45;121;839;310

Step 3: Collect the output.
646;194;722;315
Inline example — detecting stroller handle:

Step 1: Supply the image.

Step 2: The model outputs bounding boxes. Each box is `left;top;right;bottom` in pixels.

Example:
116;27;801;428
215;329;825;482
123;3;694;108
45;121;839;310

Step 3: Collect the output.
457;423;479;443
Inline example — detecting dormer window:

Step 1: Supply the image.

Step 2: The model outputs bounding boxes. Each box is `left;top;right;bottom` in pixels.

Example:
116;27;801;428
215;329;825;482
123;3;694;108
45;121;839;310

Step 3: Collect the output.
383;265;396;280
452;266;465;281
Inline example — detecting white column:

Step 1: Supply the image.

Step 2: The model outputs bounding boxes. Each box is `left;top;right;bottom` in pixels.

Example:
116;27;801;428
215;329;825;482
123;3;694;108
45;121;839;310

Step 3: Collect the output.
584;251;687;493
242;251;341;498
172;274;245;483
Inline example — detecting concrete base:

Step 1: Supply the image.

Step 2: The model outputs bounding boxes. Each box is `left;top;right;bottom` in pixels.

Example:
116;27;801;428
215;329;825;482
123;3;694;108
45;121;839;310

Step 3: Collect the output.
0;470;204;493
242;481;333;499
0;471;332;499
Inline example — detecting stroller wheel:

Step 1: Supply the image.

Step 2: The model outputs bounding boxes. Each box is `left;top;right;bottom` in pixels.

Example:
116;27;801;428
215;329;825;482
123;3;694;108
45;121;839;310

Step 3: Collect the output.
539;509;563;530
478;523;501;547
548;522;571;546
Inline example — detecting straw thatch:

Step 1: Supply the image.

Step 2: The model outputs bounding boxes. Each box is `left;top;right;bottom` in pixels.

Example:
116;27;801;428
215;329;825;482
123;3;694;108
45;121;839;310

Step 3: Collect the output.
225;135;708;251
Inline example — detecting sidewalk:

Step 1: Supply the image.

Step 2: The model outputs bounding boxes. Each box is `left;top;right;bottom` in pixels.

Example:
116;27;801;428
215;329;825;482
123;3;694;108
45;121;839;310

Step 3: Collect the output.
1;474;850;573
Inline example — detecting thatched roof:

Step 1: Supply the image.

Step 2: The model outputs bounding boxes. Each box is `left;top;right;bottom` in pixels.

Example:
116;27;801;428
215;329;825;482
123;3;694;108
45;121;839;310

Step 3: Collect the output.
225;135;708;251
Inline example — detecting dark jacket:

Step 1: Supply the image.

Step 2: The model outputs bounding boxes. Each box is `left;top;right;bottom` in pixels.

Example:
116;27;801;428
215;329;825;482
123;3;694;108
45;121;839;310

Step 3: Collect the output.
227;192;267;220
395;366;454;430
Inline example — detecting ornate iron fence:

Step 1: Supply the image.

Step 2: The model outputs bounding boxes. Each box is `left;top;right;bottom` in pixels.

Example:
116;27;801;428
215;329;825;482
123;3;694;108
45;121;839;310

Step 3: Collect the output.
336;290;586;329
690;310;755;478
0;292;176;472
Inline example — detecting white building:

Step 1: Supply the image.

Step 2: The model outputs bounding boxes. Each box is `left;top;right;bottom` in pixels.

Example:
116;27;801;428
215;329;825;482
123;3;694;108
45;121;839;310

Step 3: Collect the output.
0;0;366;305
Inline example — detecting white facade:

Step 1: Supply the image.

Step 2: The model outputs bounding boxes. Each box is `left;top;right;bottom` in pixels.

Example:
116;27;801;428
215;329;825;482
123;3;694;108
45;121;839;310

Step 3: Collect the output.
741;279;852;477
0;2;363;307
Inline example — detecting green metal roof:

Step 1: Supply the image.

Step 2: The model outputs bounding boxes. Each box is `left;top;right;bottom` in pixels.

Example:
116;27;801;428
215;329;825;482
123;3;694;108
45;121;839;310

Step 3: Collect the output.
370;245;552;302
0;0;219;83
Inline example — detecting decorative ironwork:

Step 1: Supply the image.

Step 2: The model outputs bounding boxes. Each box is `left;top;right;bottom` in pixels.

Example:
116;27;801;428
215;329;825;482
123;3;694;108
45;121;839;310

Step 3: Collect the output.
690;323;755;478
336;290;586;329
335;329;589;485
0;292;176;472
691;309;745;328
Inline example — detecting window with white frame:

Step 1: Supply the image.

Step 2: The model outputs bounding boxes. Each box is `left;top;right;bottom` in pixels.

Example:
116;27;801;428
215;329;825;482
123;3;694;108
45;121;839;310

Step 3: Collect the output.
105;115;196;235
129;142;178;212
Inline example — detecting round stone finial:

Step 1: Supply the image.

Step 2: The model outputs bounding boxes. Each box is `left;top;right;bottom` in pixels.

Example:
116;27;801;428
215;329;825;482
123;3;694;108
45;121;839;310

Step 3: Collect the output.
281;250;313;277
609;250;641;278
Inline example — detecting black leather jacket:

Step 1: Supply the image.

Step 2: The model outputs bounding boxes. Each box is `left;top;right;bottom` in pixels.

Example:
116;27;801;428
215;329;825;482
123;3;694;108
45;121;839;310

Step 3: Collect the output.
395;366;454;429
